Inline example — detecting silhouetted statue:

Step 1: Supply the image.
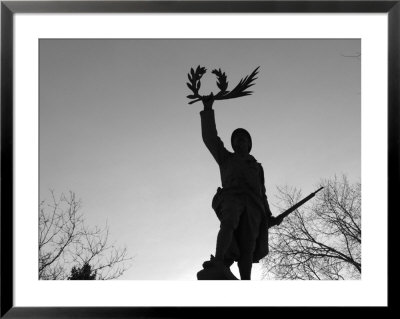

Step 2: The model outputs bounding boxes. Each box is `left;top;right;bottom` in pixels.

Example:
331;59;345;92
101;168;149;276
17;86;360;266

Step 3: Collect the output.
197;93;283;280
186;66;280;280
187;66;325;280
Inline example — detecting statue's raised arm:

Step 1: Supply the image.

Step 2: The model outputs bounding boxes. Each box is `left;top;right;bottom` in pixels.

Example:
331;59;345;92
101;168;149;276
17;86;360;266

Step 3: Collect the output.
199;93;230;166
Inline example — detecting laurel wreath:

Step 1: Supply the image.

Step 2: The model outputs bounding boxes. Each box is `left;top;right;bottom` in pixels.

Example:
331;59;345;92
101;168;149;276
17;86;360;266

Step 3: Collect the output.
186;66;259;104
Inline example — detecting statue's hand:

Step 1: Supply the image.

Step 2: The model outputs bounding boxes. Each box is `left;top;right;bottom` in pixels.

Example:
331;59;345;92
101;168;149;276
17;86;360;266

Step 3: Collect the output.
271;215;283;227
202;93;214;111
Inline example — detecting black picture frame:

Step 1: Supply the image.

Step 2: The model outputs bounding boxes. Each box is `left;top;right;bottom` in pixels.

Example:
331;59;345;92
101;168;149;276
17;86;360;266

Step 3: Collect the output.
1;1;397;317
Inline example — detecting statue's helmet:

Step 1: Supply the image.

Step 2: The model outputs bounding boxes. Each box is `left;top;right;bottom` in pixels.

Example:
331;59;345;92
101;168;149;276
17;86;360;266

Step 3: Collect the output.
231;128;252;152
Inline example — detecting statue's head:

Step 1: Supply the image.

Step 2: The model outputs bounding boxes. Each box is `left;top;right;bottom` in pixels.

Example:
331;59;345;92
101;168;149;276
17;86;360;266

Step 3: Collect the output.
231;128;252;154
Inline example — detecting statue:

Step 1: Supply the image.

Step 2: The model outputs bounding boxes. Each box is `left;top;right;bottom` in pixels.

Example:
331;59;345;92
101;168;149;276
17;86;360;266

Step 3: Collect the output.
187;66;323;280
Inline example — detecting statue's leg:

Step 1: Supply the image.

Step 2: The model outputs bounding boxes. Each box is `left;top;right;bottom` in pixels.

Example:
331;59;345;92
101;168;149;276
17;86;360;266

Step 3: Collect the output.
238;238;258;280
237;202;260;280
215;200;244;262
215;223;234;261
237;256;252;280
224;258;235;268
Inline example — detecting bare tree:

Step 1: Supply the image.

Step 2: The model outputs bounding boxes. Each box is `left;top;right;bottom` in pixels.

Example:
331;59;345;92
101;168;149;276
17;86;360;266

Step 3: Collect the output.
39;191;132;280
262;175;361;280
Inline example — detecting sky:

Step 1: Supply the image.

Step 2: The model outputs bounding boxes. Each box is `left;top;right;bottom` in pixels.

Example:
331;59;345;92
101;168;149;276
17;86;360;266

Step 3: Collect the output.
39;39;360;280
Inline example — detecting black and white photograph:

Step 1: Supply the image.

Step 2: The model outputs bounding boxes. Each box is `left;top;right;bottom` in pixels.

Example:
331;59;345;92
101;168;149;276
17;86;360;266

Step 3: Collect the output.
39;39;361;281
1;0;396;314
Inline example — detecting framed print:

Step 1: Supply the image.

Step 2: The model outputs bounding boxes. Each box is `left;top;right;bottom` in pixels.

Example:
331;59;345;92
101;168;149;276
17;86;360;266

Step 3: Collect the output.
1;0;397;317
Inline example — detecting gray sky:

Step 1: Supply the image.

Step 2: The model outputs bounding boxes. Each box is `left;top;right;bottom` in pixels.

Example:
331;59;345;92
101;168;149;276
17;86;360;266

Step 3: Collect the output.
39;39;360;280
